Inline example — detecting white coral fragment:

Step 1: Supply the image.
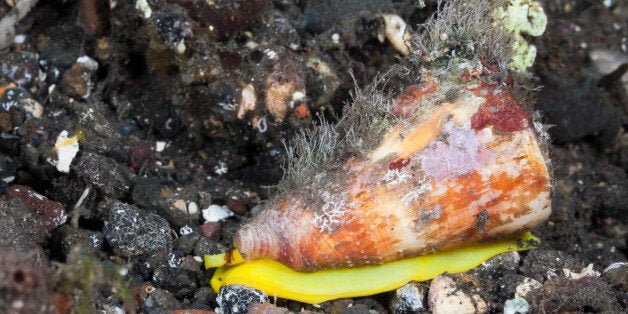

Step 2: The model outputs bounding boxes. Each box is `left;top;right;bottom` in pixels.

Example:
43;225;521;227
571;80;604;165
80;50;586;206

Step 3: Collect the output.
495;0;548;72
47;130;80;173
237;84;257;119
563;263;601;280
202;204;234;222
135;0;152;19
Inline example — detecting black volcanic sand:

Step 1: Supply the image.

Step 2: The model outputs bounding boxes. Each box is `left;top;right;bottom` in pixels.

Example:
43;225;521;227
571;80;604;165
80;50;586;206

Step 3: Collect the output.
0;0;625;313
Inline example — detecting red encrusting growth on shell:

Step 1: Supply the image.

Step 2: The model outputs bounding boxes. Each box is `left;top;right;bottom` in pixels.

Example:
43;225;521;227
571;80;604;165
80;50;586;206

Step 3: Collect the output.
388;158;411;171
392;81;439;117
460;68;483;82
471;81;528;132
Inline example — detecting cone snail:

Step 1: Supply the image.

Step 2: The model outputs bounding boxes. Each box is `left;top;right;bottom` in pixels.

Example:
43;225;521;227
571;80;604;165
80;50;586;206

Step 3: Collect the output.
232;73;551;273
205;0;551;304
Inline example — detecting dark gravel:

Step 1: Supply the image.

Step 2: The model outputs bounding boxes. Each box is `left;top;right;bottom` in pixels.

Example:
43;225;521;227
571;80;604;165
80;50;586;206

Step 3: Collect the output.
0;0;625;313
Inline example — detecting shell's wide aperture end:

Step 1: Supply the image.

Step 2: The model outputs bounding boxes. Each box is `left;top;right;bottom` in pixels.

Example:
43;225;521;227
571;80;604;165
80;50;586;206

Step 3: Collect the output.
211;232;540;304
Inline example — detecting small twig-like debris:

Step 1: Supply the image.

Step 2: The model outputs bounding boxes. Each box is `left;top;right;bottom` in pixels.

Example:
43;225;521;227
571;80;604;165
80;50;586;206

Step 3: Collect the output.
0;0;39;50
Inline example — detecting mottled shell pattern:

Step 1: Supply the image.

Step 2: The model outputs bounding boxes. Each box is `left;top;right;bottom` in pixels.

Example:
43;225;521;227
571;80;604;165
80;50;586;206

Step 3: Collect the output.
236;66;551;272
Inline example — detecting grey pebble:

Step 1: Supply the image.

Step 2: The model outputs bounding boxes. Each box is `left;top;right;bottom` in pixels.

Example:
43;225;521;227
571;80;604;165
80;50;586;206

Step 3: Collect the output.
217;284;269;314
175;232;201;255
103;201;172;259
0;197;46;251
52;225;103;260
132;176;162;209
152;265;198;299
76;153;130;197
142;288;182;313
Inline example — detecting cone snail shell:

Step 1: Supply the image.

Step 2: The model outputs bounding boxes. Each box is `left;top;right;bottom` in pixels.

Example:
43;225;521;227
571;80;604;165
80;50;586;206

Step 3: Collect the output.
235;70;551;272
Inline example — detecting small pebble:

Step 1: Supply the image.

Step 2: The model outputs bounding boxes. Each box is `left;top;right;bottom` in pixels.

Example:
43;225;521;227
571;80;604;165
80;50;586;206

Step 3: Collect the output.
61;55;98;99
132;176;161;209
515;278;542;299
193;286;217;306
152;266;198;299
157;187;202;228
0;51;40;86
390;281;425;313
603;262;628;290
179;255;201;272
5;185;67;232
76;153;130;197
141;288;182;312
202;204;233;222
0;197;46;250
0;84;43;119
504;297;530;314
174;232;201;255
226;198;247;215
180;225;194;236
199;221;222;241
194;237;226;257
248;302;290;314
428;275;487;314
217;285;269;314
103;201;172;259
51;225;103;260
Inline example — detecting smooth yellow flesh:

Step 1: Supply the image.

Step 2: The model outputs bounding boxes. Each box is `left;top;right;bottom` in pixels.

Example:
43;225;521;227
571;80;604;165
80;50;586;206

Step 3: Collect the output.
204;248;245;268
208;232;538;304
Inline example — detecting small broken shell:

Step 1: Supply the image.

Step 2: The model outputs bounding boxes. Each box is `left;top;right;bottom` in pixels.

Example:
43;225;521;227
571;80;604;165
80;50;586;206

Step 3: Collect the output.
264;51;306;122
237;83;257;120
382;14;411;55
234;70;551;272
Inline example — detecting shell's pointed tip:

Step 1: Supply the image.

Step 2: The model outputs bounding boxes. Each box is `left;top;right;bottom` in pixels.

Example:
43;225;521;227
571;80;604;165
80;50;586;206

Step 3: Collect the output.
204;249;245;269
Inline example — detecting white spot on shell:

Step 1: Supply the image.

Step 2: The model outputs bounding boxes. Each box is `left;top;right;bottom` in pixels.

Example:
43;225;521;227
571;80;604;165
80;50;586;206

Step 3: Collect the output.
311;191;354;233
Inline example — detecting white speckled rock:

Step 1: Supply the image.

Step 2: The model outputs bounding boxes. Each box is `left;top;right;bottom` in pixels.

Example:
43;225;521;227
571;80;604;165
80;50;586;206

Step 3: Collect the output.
428;275;487;314
391;281;425;313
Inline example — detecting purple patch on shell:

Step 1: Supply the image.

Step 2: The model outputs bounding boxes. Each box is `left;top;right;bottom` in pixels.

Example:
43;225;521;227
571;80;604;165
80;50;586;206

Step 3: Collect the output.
418;123;495;179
